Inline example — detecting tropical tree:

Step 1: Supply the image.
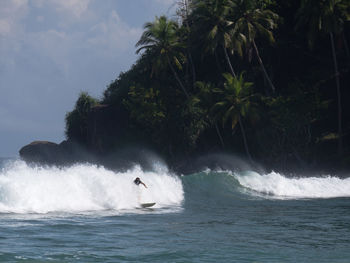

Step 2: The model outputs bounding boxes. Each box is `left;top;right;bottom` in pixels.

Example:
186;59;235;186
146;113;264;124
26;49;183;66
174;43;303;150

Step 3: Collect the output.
232;0;279;93
177;0;197;87
211;72;258;162
136;15;190;99
190;0;245;77
65;92;99;144
192;81;225;148
296;0;349;156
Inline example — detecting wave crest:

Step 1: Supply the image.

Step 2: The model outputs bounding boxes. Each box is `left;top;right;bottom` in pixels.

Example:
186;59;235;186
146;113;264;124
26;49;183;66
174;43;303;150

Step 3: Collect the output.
0;160;184;214
235;171;350;199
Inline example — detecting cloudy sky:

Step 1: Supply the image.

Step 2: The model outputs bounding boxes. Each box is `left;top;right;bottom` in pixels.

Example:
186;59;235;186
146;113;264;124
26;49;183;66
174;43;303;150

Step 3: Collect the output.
0;0;177;157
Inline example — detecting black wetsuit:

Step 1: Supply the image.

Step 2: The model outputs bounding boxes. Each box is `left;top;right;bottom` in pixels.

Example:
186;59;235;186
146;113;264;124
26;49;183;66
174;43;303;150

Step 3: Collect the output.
134;178;141;185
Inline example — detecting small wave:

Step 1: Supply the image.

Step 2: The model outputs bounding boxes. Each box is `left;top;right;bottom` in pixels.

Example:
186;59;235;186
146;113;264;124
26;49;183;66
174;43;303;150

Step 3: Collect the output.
0;160;184;214
235;171;350;199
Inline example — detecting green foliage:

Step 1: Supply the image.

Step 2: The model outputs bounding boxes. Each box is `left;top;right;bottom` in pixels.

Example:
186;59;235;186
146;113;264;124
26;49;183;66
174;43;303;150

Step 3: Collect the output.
296;0;350;48
255;86;329;164
102;53;154;106
211;72;257;129
68;0;350;166
65;92;98;143
190;0;239;53
135;15;189;98
123;85;166;130
233;0;279;46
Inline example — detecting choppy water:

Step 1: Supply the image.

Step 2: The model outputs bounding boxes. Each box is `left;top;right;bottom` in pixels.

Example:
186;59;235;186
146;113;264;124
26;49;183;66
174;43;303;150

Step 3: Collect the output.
0;158;349;262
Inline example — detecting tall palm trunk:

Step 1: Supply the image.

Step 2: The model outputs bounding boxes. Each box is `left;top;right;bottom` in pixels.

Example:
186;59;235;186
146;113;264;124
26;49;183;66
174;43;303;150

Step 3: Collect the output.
188;52;196;87
183;0;196;87
238;116;253;163
215;50;223;73
343;32;350;60
222;45;236;77
167;55;190;99
330;32;343;156
252;39;276;93
215;122;225;148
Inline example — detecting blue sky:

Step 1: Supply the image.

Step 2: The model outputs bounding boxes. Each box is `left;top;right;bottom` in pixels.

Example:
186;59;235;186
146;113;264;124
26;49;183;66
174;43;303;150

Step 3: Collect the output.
0;0;177;157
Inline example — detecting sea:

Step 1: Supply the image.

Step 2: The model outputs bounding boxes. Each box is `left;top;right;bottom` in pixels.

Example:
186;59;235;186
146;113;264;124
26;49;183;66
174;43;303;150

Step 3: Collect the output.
0;156;349;262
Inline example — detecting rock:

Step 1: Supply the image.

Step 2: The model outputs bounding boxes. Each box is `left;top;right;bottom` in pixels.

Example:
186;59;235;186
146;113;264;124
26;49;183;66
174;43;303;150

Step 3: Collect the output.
19;141;61;164
19;139;94;165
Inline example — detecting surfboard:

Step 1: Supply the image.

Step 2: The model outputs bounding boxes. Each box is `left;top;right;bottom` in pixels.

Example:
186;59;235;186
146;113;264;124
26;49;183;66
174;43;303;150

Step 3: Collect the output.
141;202;156;208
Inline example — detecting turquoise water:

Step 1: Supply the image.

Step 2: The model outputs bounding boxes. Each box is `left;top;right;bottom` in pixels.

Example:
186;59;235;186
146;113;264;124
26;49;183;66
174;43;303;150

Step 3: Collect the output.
0;159;350;262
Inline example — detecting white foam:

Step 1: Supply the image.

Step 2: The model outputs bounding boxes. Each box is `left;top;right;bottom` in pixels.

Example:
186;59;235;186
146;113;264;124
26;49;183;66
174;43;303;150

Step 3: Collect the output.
235;171;350;199
0;160;184;214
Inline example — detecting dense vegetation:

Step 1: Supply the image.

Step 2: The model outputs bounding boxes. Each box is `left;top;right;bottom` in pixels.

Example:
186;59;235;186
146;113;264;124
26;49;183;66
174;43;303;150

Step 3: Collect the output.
66;0;350;171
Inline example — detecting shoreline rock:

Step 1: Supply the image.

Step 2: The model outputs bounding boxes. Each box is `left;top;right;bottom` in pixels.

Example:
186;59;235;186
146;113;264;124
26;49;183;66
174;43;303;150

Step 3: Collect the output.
19;140;93;166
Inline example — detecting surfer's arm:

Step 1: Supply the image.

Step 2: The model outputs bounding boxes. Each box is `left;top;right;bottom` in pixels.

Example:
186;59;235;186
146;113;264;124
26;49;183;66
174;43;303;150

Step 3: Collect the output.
141;182;147;188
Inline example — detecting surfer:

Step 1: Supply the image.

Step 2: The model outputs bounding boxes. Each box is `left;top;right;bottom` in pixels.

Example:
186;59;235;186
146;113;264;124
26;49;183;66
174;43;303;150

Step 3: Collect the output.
134;177;147;188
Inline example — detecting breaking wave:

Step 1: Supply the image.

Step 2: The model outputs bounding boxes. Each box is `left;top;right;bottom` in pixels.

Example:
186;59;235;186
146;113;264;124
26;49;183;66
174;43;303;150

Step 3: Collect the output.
235;171;350;199
0;160;183;214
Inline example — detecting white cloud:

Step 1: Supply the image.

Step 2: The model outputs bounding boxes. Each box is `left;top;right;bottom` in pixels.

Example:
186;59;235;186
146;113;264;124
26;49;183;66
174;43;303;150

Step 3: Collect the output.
36;16;44;22
51;0;90;18
0;0;141;76
153;0;177;6
87;10;142;53
32;0;45;8
11;0;28;8
0;20;11;35
0;0;28;36
0;0;176;155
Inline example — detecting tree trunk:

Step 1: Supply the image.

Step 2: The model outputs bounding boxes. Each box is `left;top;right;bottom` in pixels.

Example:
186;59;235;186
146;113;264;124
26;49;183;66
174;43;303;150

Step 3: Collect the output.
330;32;343;156
238;116;253;163
215;122;225;148
183;0;196;87
222;45;236;77
188;52;196;87
342;32;350;60
215;50;223;74
167;55;190;99
252;39;276;93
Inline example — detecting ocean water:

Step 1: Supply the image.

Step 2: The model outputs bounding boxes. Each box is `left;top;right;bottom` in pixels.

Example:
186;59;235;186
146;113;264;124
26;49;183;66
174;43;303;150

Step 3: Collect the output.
0;158;349;262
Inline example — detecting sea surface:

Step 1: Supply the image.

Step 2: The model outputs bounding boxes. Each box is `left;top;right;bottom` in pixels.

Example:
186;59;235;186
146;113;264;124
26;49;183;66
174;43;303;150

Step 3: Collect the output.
0;157;350;262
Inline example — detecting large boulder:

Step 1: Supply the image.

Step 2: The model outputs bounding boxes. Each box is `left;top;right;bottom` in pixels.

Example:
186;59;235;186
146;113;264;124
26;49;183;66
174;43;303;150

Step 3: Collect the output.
19;141;61;164
19;140;93;165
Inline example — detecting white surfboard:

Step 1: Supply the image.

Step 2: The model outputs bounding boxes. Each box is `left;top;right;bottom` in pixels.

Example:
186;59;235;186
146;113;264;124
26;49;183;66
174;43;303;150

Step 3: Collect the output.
141;202;156;208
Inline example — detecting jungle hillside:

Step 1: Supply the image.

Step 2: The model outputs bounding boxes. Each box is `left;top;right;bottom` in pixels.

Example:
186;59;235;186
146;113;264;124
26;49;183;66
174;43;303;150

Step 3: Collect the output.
65;0;350;173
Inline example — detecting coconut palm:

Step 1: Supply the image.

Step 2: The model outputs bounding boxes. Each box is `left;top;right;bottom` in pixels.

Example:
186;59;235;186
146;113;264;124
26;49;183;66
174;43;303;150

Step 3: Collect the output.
232;0;279;93
177;0;197;87
192;81;225;148
136;16;190;99
190;0;245;77
211;72;258;162
296;0;349;156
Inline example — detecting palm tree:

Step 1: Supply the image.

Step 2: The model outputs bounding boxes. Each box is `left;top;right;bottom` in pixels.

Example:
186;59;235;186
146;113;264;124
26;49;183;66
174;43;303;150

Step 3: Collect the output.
211;72;258;162
296;0;349;156
232;0;279;93
192;81;225;148
177;0;197;87
190;0;245;77
136;16;190;99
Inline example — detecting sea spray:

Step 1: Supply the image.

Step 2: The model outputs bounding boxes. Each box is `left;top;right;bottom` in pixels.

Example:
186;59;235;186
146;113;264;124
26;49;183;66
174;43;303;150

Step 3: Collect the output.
0;160;184;214
235;171;350;199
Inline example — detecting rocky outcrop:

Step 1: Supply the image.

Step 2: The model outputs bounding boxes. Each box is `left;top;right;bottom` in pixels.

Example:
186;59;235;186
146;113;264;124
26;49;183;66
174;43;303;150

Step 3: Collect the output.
19;140;93;165
19;141;60;164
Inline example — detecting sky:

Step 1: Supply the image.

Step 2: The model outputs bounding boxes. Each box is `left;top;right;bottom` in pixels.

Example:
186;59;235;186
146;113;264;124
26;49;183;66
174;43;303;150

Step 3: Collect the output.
0;0;177;157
